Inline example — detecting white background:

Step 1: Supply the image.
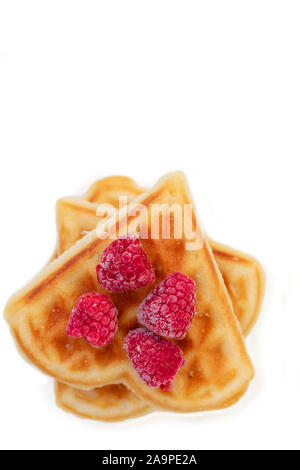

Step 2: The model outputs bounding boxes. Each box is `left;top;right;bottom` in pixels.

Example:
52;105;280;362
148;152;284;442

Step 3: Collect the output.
0;1;299;450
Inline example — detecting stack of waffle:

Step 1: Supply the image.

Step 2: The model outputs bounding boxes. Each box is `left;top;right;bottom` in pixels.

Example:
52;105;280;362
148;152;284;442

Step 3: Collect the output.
4;173;264;421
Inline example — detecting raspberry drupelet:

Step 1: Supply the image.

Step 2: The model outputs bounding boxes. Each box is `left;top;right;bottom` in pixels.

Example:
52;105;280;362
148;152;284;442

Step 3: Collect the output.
66;293;118;348
96;233;155;293
137;272;196;339
124;328;185;391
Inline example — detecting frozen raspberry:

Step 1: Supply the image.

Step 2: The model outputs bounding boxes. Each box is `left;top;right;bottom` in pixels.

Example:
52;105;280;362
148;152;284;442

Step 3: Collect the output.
123;328;185;391
66;293;118;348
137;272;196;339
97;233;155;293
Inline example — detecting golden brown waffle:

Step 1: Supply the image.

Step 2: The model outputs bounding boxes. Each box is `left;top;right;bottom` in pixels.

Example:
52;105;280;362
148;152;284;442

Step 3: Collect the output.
54;185;264;421
5;172;254;412
55;382;152;422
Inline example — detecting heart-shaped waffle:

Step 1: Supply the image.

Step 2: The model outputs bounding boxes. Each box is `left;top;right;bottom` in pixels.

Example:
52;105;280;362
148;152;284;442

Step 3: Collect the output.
5;172;254;412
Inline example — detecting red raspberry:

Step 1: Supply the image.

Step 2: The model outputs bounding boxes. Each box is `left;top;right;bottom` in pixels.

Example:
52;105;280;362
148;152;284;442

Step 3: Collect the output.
66;293;118;348
137;272;196;339
96;233;155;293
123;328;185;391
